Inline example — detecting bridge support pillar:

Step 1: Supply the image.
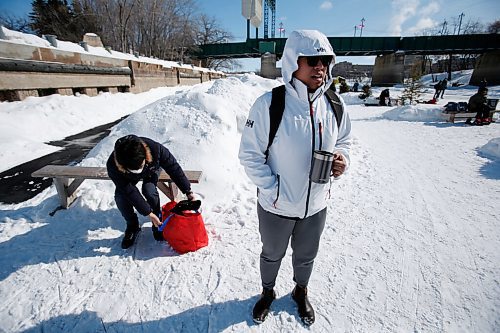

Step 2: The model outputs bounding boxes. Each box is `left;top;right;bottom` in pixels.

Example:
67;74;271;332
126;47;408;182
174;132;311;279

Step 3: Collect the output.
371;53;405;86
260;53;280;79
469;51;500;86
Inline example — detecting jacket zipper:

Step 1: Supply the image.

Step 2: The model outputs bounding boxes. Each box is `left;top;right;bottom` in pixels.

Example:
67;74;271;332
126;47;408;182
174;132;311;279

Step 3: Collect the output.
273;174;280;208
304;101;315;218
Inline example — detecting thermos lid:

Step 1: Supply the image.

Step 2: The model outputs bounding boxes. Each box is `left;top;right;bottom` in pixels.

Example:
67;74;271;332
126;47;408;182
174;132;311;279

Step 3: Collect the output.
313;150;334;161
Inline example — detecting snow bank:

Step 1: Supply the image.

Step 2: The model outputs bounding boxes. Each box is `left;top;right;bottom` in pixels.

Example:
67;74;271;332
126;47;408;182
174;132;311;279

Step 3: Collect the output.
478;137;500;159
0;87;190;172
381;104;443;122
0;26;51;47
339;92;367;105
81;74;279;209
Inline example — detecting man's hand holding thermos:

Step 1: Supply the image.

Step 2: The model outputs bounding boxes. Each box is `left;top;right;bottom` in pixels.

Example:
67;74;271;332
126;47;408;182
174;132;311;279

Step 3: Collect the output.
331;152;346;178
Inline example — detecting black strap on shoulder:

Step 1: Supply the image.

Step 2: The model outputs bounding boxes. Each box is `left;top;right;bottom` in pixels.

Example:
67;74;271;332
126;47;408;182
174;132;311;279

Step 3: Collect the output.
266;85;344;158
324;88;344;127
266;85;286;158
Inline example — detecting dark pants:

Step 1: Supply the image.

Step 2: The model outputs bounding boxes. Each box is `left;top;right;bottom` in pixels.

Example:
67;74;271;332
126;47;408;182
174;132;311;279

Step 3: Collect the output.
257;203;327;289
476;105;490;119
115;182;160;231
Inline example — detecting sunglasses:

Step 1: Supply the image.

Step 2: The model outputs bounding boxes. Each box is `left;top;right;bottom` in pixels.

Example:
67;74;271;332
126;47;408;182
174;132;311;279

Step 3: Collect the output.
301;55;333;67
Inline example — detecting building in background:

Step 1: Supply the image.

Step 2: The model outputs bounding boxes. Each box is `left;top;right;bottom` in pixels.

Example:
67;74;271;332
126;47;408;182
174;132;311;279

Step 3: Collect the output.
332;61;373;82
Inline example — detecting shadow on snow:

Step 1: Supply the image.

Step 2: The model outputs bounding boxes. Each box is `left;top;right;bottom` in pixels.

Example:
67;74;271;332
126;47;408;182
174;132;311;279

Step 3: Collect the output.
0;196;177;282
19;295;303;332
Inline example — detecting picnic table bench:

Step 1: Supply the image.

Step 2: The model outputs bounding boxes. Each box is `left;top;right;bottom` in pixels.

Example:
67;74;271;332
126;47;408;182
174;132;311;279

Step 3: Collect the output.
32;165;202;209
442;98;499;123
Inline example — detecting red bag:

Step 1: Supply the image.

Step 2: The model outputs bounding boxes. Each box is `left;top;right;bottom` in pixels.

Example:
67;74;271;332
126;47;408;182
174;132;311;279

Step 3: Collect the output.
160;200;208;254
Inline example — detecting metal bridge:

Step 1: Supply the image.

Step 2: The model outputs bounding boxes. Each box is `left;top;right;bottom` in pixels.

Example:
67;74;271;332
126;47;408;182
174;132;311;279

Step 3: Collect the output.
196;34;500;59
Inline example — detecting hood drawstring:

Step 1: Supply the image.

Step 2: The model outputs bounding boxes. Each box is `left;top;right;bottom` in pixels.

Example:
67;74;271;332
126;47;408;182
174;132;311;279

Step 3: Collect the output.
318;122;323;151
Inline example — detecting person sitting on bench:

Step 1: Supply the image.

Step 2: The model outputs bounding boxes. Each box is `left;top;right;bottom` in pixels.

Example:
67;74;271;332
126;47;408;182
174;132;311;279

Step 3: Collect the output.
107;134;195;249
466;87;490;126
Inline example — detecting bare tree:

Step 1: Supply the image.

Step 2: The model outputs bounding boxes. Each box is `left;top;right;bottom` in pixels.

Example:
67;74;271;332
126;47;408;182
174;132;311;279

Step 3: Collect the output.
133;0;197;60
195;14;240;71
487;20;500;34
21;0;237;69
75;0;199;59
0;13;32;33
105;0;137;53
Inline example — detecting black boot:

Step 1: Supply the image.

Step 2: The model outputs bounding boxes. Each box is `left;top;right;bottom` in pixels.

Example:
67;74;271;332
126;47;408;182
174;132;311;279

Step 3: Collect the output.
252;288;276;324
121;227;141;249
152;225;164;241
292;285;315;325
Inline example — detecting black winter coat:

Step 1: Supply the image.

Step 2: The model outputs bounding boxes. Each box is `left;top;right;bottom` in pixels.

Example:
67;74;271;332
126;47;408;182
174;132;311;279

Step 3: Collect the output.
106;137;191;216
468;93;487;113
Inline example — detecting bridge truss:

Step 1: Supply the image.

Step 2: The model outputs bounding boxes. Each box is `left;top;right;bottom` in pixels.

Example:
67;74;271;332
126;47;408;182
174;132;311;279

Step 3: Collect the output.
264;0;276;39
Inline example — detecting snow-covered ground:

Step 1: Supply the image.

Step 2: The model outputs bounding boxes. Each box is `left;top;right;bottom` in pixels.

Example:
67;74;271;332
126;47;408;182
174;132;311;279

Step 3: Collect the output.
0;72;499;332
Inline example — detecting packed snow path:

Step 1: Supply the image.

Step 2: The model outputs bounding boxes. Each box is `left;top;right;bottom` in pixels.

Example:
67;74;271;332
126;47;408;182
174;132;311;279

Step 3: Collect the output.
324;106;499;332
0;75;498;332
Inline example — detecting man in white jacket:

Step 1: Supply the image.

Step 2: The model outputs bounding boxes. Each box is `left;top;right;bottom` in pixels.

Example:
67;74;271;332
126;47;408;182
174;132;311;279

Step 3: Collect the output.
239;30;352;325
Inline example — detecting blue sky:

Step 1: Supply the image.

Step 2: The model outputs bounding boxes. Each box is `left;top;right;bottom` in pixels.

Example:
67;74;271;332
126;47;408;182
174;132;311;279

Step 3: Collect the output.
1;0;499;69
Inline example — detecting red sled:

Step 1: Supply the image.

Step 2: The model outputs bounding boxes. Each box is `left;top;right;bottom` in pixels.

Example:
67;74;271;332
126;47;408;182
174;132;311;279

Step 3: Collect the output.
160;200;208;254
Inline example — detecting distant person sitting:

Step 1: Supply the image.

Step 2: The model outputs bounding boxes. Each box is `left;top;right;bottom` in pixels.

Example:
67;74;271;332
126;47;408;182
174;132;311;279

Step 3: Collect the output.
358;84;371;99
339;80;350;94
378;89;391;106
466;87;490;126
107;135;195;249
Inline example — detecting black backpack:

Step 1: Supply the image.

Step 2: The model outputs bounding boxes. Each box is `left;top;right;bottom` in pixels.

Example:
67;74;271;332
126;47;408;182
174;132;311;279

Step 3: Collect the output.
265;85;344;157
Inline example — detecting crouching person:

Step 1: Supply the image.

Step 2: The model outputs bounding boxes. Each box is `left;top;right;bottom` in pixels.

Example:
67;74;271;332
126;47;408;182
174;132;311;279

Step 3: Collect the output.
107;135;194;249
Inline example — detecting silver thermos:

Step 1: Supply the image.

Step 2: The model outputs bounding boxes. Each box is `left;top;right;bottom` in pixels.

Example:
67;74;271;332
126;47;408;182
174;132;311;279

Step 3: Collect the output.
310;150;334;184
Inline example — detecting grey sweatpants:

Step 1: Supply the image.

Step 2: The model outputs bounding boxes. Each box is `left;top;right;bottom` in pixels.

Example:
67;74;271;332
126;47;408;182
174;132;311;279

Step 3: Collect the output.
257;203;327;289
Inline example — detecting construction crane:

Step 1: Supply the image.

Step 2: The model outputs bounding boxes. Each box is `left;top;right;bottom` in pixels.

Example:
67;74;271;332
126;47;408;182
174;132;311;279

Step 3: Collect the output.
264;0;276;39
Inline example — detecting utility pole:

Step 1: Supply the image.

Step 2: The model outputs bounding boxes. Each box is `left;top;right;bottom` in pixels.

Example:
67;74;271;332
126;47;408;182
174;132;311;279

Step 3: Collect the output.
441;19;448;35
354;25;357;37
278;22;285;38
359;18;365;37
457;13;465;35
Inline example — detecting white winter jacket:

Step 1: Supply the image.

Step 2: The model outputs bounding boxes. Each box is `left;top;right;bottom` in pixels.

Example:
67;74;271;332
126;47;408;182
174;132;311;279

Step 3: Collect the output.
239;30;352;218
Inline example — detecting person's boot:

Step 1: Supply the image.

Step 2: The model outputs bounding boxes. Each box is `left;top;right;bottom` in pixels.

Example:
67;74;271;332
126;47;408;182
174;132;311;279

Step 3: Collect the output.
482;117;491;125
252;288;276;324
473;118;482;126
292;285;315;326
152;225;164;241
121;227;141;249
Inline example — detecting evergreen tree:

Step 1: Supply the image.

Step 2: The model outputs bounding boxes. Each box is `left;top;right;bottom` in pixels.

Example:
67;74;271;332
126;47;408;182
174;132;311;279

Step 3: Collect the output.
29;0;82;42
399;67;424;105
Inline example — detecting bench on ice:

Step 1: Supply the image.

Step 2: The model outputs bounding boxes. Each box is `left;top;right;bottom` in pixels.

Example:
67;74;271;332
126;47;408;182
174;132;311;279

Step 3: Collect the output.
32;165;202;209
442;98;499;123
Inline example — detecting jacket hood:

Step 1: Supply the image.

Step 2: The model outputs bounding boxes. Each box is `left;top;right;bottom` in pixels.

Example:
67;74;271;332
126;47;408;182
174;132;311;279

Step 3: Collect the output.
282;30;336;95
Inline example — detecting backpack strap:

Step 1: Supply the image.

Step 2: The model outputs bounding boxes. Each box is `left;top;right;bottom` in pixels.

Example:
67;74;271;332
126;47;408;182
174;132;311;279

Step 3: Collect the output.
324;88;344;128
266;85;344;158
266;85;286;158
